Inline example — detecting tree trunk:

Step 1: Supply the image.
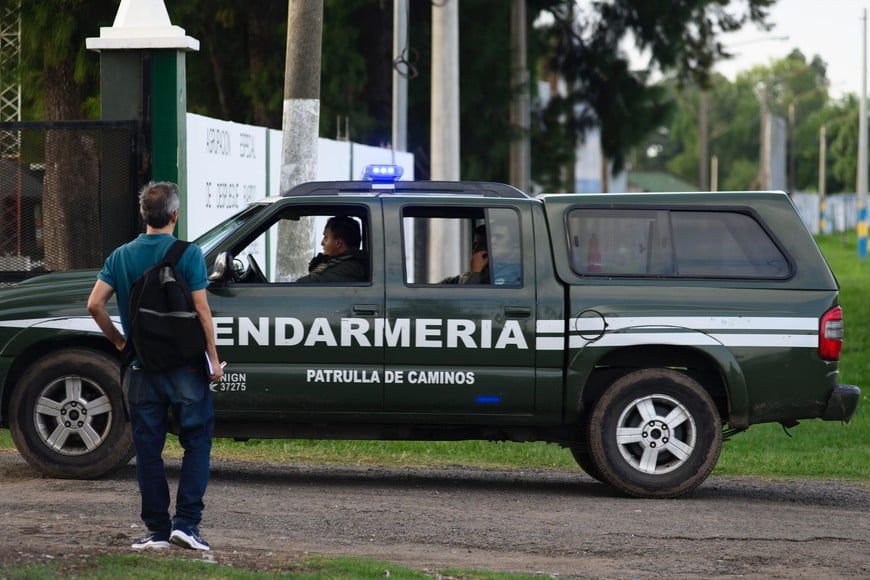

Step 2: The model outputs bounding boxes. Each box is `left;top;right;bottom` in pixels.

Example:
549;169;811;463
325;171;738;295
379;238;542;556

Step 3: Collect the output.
42;61;101;270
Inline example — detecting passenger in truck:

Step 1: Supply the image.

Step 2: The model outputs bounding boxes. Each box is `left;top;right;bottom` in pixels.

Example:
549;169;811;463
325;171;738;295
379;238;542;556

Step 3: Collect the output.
441;224;490;284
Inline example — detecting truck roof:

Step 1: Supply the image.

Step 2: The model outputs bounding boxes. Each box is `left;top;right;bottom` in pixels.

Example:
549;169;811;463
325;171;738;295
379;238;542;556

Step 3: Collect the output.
282;180;530;199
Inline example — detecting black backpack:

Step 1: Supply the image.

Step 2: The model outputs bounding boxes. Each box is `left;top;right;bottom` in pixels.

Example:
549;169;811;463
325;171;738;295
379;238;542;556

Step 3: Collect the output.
128;240;207;370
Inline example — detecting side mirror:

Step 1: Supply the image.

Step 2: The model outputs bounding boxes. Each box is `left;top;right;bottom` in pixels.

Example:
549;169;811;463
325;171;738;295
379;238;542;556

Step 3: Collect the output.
208;251;231;282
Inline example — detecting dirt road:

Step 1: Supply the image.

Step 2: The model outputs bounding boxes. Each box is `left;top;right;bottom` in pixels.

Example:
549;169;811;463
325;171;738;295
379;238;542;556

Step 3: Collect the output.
1;450;867;578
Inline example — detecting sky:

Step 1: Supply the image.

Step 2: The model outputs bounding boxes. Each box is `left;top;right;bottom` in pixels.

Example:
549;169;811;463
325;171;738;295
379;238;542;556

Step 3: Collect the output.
714;0;868;98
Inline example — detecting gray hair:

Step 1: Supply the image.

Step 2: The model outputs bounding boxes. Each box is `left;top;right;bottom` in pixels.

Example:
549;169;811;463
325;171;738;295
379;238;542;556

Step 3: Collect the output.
139;181;180;228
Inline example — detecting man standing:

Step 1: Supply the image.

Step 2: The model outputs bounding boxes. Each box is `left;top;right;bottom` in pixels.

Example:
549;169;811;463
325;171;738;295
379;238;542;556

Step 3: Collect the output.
87;182;223;551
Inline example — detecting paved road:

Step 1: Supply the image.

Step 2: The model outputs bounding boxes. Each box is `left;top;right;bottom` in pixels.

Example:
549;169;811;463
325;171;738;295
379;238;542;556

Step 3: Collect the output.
1;451;867;578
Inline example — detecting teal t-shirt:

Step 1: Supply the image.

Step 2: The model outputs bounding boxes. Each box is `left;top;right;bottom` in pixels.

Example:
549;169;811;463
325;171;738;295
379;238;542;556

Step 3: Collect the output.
97;233;208;337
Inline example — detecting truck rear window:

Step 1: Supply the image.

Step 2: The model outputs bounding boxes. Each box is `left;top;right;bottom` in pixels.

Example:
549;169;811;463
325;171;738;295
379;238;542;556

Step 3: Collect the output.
567;208;790;279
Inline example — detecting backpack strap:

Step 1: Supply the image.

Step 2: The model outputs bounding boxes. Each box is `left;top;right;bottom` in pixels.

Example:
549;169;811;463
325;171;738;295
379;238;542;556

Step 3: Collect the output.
163;240;192;266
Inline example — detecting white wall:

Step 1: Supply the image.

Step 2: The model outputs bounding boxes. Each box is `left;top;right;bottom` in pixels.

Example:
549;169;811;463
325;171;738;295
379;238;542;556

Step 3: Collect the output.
792;193;857;235
185;114;268;239
185;113;414;239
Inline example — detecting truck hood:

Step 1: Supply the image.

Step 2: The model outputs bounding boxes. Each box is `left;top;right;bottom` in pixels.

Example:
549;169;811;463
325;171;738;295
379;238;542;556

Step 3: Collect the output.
0;270;102;323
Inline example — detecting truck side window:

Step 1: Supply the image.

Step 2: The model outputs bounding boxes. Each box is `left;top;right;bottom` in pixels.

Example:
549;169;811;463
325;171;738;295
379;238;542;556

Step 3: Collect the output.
231;207;370;284
567;208;789;279
671;211;790;278
486;208;522;286
400;207;522;286
568;209;673;276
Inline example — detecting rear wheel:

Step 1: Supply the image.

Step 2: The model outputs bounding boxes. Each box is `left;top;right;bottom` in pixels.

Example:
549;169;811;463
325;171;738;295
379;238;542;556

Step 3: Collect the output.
588;368;722;498
10;349;134;479
569;446;606;483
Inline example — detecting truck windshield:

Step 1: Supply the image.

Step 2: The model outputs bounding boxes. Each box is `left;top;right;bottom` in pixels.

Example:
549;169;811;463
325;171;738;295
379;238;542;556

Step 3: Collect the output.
194;204;267;255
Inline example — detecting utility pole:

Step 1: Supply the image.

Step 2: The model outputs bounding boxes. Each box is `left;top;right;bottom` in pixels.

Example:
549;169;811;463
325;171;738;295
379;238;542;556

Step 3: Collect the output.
711;35;787;192
858;8;868;259
755;83;770;190
430;0;459;181
710;155;718;192
392;0;408;152
788;102;796;193
509;0;530;193
280;0;323;280
281;0;323;192
699;91;709;190
819;124;827;233
429;0;461;279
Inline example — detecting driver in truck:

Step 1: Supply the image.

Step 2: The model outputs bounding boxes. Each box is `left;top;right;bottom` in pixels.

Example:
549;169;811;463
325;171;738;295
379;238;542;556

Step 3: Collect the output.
296;216;368;283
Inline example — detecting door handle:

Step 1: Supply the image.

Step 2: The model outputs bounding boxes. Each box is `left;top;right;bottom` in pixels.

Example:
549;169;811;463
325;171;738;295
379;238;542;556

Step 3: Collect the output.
353;304;380;316
504;306;531;319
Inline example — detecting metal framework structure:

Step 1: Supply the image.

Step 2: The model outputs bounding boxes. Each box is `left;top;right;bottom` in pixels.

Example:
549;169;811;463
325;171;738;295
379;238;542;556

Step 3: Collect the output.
0;1;22;158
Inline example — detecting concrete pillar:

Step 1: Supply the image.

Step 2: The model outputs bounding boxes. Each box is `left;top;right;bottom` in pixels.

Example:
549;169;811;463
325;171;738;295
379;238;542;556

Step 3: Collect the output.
86;0;198;238
392;0;409;153
858;9;868;258
509;0;530;193
279;0;323;280
281;0;323;192
430;0;460;181
429;0;461;280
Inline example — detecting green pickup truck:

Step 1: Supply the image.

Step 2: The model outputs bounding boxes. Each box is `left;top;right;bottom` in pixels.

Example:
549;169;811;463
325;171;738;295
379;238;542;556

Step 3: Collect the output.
0;168;860;498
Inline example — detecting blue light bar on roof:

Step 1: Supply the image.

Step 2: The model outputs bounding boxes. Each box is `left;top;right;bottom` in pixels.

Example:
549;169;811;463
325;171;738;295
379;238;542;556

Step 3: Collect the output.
364;164;404;182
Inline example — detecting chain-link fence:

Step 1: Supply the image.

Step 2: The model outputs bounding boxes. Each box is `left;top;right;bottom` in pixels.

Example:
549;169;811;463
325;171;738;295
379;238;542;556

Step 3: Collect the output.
0;120;141;286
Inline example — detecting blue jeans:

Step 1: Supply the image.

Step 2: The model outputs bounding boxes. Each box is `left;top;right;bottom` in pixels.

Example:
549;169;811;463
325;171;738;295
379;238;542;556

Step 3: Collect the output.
126;363;215;532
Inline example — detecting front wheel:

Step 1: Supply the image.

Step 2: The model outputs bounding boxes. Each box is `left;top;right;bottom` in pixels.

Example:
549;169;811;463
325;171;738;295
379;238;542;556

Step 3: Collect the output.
10;348;134;479
588;368;722;498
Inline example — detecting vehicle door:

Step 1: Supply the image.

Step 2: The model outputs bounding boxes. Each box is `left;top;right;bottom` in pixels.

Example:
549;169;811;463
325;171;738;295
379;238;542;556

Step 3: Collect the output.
380;197;538;420
204;199;385;418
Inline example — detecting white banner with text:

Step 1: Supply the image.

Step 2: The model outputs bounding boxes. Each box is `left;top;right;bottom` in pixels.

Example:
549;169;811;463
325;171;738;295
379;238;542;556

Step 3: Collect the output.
186;113;414;239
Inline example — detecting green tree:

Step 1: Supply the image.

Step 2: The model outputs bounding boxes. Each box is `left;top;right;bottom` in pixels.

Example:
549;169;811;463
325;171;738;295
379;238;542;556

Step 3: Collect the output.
405;1;519;180
2;1;117;270
8;0;789;193
532;0;775;191
169;0;287;128
175;0;394;145
319;0;392;144
3;0;115;120
635;50;858;194
824;95;861;193
660;72;765;191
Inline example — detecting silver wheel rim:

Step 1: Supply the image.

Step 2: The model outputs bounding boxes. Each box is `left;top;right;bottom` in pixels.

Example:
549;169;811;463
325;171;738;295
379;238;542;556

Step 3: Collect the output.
615;394;696;475
32;375;113;456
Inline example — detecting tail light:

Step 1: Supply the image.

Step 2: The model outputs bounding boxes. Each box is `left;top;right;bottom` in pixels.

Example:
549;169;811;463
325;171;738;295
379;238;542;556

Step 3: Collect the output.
819;306;843;361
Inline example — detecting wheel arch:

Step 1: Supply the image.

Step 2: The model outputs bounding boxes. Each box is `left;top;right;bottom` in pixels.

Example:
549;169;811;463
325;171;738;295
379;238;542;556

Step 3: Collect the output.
571;343;749;429
1;334;119;427
7;343;132;478
587;367;724;498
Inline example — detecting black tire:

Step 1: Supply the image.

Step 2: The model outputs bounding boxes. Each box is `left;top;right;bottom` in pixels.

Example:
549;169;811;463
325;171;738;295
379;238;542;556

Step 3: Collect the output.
588;368;722;498
9;348;134;479
569;446;606;483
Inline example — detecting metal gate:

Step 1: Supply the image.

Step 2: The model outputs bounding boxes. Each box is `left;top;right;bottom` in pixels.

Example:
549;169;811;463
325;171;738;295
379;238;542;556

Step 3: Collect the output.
0;120;141;285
